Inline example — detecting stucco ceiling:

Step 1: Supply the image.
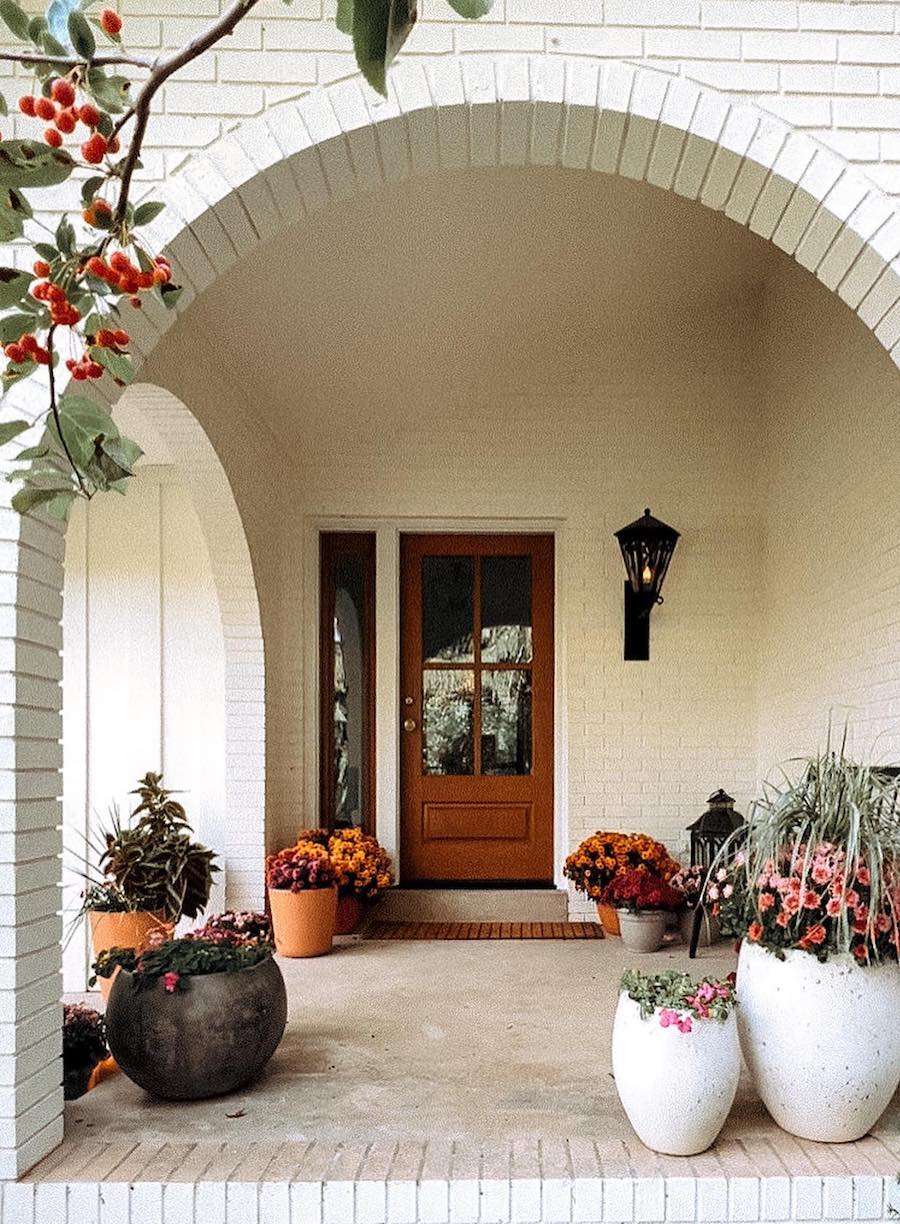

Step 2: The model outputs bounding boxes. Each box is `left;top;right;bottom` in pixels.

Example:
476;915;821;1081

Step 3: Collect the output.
143;164;805;445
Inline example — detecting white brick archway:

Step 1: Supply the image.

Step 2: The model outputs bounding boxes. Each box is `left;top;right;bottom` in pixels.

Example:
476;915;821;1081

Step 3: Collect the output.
3;52;900;1178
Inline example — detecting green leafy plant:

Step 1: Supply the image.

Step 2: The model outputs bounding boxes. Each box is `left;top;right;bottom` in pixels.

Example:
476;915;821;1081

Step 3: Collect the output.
89;772;218;922
620;969;737;1033
0;0;492;518
713;730;900;964
91;934;273;993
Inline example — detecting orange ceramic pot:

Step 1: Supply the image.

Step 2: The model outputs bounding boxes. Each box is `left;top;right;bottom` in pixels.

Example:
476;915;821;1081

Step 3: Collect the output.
597;902;621;936
90;911;174;1001
334;893;366;935
268;885;336;957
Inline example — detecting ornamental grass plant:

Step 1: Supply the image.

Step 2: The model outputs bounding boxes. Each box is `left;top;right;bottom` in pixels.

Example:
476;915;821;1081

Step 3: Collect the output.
715;733;900;963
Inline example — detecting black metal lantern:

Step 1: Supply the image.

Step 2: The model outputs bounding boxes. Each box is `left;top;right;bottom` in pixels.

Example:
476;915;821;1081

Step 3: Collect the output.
613;508;679;660
687;788;744;871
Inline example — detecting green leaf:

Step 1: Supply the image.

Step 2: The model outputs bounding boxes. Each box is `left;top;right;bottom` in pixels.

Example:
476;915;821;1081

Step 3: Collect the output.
446;0;493;14
0;141;75;190
16;444;49;461
11;486;64;515
352;0;416;97
0;419;30;447
55;216;75;258
67;9;95;59
159;282;182;310
33;241;57;261
8;187;32;219
0;95;7;118
85;68;131;114
27;14;46;43
0;0;30;40
0;314;37;343
336;0;353;34
81;174;105;204
93;346;132;385
0;268;32;310
41;30;69;57
132;200;164;227
0;205;23;243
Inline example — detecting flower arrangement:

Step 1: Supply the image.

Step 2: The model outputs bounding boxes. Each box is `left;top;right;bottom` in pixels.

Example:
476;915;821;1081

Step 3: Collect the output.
295;827;394;900
670;865;706;907
714;742;900;964
603;868;684;914
620;969;737;1034
564;832;680;900
265;840;336;892
190;910;272;945
705;855;747;937
63;1003;108;1099
92;934;274;994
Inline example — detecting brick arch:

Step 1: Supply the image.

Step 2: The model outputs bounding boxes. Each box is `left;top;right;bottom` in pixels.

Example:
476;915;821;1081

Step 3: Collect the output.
123;55;900;371
113;383;265;914
2;52;900;1178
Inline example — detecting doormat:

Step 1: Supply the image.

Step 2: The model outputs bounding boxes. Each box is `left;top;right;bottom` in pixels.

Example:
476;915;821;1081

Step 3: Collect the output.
364;921;604;940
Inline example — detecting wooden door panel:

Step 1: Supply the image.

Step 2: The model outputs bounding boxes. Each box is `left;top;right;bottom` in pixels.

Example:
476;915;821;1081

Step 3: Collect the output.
400;533;554;885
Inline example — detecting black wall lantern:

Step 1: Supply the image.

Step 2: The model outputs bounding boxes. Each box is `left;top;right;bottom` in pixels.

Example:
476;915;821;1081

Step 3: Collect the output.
613;508;680;660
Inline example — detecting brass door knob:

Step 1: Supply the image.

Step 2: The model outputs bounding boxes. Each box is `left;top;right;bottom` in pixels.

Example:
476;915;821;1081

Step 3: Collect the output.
403;718;417;732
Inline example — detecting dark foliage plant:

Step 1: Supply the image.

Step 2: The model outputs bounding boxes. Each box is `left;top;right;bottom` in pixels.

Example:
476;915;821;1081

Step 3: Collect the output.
92;935;274;993
62;1002;107;1098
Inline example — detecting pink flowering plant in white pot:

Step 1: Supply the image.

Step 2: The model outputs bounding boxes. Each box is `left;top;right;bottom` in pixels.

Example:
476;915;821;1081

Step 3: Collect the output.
612;970;740;1155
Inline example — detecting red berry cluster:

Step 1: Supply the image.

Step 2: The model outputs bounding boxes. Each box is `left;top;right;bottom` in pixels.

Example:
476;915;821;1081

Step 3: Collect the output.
4;334;50;367
31;279;81;326
65;329;129;381
18;82;119;159
84;251;171;306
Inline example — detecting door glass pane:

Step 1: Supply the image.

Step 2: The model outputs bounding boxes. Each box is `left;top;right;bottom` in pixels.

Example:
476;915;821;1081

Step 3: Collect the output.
423;670;475;775
481;669;532;775
481;555;533;663
423;556;474;662
333;553;367;826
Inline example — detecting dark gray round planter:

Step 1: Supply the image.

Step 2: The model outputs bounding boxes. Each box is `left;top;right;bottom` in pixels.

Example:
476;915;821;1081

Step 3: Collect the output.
105;956;288;1100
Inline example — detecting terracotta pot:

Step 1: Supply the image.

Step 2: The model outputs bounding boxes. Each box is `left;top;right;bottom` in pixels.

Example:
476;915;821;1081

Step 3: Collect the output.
105;956;287;1100
618;909;668;953
268;885;336;957
90;911;174;1002
596;902;620;936
334;893;365;935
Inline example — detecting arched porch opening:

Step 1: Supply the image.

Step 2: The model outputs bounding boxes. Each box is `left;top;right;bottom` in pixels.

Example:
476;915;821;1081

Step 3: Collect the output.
0;54;898;1176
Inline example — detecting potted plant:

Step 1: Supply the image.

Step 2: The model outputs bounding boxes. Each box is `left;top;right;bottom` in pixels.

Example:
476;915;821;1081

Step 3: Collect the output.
92;928;287;1100
612;970;739;1155
602;868;685;952
671;865;720;946
265;839;337;957
327;828;394;933
62;1003;108;1100
81;774;219;999
722;741;900;1142
564;832;681;935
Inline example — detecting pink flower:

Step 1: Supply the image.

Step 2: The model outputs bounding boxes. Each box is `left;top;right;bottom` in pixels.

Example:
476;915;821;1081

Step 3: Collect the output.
826;896;842;918
856;865;871;886
659;1008;677;1028
811;863;831;885
162;971;180;994
677;1017;693;1034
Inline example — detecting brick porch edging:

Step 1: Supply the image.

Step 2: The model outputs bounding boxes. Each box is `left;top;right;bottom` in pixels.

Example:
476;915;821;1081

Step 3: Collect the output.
2;1171;899;1223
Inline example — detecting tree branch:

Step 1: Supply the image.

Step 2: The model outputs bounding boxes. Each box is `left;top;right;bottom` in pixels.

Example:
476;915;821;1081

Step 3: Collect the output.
113;0;264;225
0;49;154;69
46;327;89;499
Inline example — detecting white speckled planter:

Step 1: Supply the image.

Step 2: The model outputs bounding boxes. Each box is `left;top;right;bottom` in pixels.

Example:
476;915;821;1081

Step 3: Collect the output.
737;940;900;1142
611;993;741;1155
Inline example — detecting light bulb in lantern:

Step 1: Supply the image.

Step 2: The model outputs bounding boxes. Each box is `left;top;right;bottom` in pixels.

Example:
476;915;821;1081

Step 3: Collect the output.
641;563;653;587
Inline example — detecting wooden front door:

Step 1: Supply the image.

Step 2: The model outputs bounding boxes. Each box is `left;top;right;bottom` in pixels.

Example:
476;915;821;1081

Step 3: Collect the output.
400;534;554;885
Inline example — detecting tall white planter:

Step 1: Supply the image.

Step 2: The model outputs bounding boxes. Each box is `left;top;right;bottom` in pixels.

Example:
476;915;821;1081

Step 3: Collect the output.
737;940;900;1141
611;993;740;1155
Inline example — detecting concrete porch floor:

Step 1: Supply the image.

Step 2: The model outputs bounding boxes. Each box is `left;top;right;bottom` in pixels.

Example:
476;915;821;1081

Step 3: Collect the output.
13;936;900;1223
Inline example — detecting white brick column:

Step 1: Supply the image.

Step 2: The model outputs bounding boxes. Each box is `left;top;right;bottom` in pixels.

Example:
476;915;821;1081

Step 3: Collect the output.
0;388;65;1180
